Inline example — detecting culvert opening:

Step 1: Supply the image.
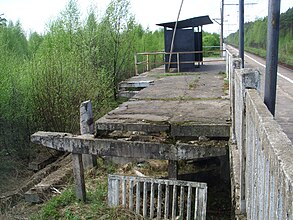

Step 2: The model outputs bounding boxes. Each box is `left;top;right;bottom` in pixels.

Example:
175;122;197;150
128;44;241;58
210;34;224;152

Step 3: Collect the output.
177;155;232;219
108;154;232;219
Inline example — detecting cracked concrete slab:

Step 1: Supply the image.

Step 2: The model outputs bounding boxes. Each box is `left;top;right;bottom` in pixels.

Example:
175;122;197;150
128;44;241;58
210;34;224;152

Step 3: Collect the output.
96;62;229;139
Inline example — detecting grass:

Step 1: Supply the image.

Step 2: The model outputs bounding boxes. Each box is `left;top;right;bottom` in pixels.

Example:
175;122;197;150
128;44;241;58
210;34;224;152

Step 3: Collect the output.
23;156;232;220
188;78;199;90
229;44;293;67
223;79;229;95
29;158;144;220
0;152;34;195
246;46;293;67
217;71;229;96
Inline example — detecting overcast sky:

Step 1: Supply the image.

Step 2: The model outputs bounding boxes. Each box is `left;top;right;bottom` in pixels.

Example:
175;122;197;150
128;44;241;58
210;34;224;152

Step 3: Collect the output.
1;0;292;36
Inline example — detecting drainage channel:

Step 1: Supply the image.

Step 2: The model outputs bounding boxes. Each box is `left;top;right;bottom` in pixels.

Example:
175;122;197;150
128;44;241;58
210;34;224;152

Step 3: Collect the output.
108;154;232;219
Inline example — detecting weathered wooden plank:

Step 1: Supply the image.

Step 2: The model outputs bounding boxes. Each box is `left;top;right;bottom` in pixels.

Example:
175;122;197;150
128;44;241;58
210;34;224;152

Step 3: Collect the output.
24;157;72;203
31;132;227;160
28;151;61;171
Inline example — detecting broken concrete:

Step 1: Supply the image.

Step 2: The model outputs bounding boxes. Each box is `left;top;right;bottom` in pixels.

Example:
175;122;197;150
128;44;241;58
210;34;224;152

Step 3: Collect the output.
1;154;71;208
97;63;230;140
96;99;230;138
25;157;72;203
28;150;62;171
31;132;228;161
119;80;154;88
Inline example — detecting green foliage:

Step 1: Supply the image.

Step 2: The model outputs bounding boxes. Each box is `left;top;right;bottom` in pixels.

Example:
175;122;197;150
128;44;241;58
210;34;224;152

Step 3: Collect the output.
203;32;220;47
28;32;43;56
0;0;165;160
29;0;102;132
134;27;164;73
0;13;7;26
0;21;33;158
203;31;221;57
226;7;293;65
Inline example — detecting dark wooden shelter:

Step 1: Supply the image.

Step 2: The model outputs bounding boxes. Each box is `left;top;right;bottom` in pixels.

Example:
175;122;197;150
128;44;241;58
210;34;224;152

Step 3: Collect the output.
157;15;213;72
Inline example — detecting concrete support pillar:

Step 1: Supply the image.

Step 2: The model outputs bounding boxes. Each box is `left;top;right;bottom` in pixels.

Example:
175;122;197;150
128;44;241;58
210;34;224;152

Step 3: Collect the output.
80;100;97;169
229;58;242;144
168;160;178;180
72;153;86;201
71;100;97;202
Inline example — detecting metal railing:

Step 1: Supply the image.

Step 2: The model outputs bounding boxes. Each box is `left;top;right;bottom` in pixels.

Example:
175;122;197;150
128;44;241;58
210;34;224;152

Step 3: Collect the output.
134;47;226;75
108;174;207;220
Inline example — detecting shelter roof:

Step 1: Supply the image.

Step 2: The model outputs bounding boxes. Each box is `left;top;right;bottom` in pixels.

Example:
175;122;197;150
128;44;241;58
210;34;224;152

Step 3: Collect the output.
156;15;213;29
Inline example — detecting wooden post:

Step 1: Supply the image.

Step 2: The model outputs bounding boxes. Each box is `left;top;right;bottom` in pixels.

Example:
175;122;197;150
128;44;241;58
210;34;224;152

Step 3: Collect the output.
80;100;97;169
164;52;167;73
177;53;180;73
134;53;138;76
146;54;150;71
72;153;86;201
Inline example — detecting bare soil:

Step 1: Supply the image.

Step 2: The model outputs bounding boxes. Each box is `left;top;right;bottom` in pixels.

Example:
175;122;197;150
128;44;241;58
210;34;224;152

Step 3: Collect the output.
0;148;71;219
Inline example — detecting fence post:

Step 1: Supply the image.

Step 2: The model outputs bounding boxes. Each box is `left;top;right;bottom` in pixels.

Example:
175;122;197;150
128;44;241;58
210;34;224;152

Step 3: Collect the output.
177;53;180;73
146;54;150;71
225;50;229;78
134;53;138;76
80;100;97;169
234;68;260;213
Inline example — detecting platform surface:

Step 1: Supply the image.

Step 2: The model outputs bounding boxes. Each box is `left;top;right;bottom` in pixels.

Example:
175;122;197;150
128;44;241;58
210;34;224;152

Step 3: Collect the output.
96;62;230;140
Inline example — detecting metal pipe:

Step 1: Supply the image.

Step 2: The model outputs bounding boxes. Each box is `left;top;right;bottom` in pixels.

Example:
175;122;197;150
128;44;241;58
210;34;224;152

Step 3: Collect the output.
264;0;281;116
239;0;244;68
168;0;184;72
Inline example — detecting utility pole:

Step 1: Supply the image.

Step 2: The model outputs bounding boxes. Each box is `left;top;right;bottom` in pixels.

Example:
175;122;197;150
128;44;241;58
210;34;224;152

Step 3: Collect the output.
239;0;244;68
220;0;224;56
223;2;256;65
264;0;281;116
